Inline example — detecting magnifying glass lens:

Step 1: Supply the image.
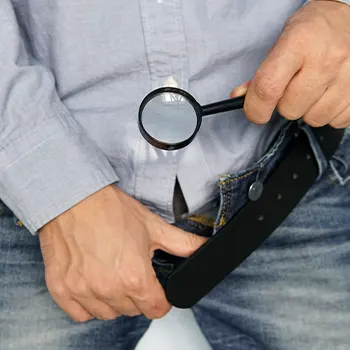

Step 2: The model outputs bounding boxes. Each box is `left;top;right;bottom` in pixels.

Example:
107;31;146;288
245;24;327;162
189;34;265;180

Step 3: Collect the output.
140;91;199;150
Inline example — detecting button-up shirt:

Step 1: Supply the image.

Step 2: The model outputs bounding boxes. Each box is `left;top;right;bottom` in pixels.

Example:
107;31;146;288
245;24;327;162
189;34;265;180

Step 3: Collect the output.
0;0;306;233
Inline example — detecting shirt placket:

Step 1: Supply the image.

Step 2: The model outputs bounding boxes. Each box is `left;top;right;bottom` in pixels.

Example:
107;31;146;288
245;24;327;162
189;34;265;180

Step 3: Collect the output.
135;0;189;221
139;0;188;90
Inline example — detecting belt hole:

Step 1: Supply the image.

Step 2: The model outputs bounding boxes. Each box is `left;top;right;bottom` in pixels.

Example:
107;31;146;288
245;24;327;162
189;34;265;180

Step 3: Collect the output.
277;194;283;200
293;173;299;180
258;215;264;221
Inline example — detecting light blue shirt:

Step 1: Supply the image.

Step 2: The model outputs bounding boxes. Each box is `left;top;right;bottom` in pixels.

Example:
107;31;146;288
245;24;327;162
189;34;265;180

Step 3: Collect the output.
0;0;306;233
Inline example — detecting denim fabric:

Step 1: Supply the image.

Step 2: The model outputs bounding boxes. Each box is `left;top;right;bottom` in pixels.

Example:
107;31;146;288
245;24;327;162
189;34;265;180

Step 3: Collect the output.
190;124;350;350
0;210;151;349
0;123;349;349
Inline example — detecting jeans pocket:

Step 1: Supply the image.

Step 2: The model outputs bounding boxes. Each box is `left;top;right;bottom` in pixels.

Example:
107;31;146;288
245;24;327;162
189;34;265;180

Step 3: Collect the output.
212;122;296;232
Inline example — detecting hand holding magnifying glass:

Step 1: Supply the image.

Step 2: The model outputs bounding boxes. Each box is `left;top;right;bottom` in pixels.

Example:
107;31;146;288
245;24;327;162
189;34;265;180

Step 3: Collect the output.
138;87;246;150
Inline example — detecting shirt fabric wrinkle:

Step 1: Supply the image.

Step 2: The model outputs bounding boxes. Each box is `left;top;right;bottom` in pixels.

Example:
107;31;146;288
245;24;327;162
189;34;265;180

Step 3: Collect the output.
0;0;307;233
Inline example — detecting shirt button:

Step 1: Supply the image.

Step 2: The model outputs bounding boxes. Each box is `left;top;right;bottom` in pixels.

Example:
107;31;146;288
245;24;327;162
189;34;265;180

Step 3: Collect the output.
164;76;178;88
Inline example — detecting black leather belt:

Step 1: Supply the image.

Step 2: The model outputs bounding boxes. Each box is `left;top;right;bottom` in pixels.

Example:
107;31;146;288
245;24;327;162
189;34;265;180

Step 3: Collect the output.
153;124;345;308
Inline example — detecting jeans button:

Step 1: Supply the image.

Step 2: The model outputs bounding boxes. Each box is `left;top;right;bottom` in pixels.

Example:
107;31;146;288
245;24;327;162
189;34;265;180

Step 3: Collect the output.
248;181;264;201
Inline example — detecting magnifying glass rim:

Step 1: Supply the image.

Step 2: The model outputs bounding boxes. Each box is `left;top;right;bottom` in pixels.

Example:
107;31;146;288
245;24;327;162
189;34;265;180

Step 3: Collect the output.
138;87;202;151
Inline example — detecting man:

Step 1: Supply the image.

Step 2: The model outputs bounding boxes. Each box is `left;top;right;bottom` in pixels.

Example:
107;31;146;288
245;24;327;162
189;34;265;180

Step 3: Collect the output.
0;0;349;349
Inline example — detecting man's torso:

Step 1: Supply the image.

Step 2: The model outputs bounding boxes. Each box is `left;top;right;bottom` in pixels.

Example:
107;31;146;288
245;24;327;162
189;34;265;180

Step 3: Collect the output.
12;0;305;220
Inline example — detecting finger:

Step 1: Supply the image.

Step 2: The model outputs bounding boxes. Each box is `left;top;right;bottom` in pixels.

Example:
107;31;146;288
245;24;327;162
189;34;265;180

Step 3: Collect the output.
130;263;171;319
152;223;207;258
46;275;94;322
329;103;350;128
99;294;142;317
53;296;94;323
244;32;304;124
75;295;122;320
230;81;251;98
64;300;95;323
66;275;121;320
302;81;350;127
277;67;331;121
72;273;142;317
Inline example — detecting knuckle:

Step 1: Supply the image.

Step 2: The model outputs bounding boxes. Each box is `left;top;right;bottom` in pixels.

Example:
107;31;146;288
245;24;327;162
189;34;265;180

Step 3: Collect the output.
293;27;314;50
66;276;90;297
145;294;170;319
92;281;115;298
124;274;145;294
283;21;314;52
328;43;348;65
253;73;282;103
304;118;325;128
75;284;90;297
49;280;67;299
149;308;168;319
147;303;170;319
320;50;345;73
303;113;327;127
243;104;266;124
154;302;171;319
114;299;140;317
329;118;346;129
277;103;300;120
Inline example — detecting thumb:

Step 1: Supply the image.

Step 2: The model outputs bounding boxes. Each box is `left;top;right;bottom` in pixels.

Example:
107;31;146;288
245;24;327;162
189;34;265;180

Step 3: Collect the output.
230;80;251;98
153;223;208;258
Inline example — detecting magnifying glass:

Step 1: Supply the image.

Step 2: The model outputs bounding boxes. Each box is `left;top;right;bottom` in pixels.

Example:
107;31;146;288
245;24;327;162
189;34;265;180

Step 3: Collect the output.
138;87;245;150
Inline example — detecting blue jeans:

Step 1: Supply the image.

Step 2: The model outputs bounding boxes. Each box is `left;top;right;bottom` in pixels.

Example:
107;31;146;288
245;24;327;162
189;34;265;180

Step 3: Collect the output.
0;124;349;350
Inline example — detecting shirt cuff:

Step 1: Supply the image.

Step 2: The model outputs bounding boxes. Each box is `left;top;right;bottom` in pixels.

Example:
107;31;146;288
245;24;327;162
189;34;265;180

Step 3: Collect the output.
0;104;119;234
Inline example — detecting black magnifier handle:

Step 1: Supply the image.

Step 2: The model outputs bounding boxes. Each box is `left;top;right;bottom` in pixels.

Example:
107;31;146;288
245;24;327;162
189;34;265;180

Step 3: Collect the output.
201;95;245;117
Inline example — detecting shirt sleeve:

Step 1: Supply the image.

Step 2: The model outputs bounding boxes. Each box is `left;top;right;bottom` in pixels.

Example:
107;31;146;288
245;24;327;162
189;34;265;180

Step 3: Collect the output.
0;1;120;234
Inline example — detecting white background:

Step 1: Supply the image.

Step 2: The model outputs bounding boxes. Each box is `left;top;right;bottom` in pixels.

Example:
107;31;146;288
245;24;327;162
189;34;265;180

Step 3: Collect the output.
136;308;212;350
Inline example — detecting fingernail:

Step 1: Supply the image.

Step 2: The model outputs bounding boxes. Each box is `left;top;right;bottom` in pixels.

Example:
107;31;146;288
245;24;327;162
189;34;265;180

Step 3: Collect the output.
234;85;248;96
231;85;248;98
